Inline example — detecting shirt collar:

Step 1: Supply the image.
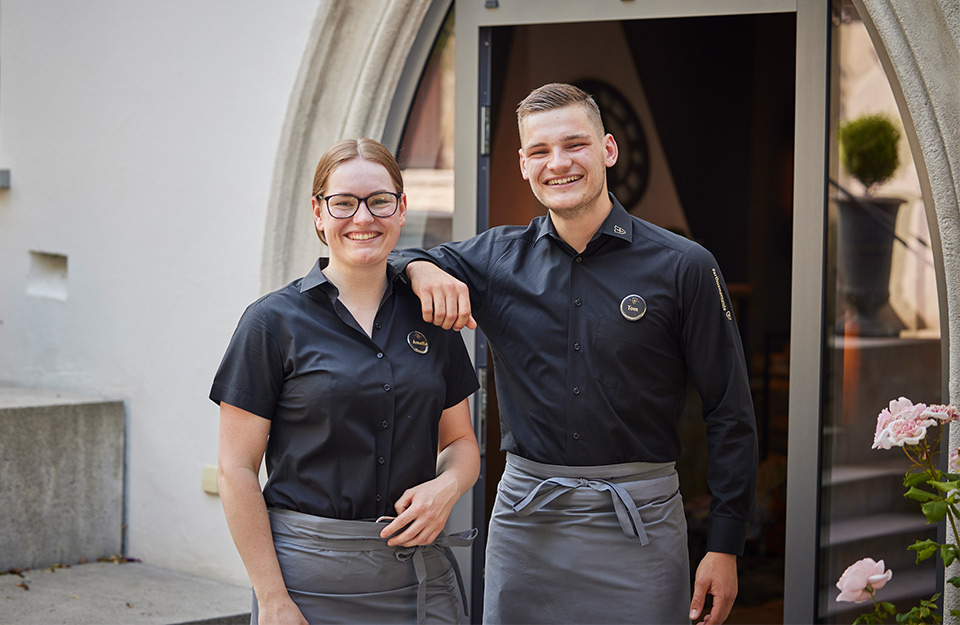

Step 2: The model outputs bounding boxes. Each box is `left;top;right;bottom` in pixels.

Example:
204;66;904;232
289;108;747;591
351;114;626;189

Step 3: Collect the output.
534;193;633;245
299;258;403;294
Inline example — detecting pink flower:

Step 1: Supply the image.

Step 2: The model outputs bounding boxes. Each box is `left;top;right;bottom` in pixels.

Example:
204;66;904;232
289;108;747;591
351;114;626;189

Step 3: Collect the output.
951;448;960;475
836;558;893;603
873;398;934;449
922;404;960;423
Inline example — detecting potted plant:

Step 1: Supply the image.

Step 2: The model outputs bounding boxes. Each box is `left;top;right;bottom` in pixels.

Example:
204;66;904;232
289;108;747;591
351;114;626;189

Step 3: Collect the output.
836;114;906;337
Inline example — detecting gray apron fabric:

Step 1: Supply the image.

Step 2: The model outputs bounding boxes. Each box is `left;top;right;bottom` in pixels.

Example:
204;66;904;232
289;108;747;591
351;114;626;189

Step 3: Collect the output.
483;453;691;625
251;508;475;625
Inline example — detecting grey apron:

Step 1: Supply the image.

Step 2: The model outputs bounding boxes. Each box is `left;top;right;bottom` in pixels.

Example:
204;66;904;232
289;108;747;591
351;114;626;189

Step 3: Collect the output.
253;508;475;625
483;453;691;625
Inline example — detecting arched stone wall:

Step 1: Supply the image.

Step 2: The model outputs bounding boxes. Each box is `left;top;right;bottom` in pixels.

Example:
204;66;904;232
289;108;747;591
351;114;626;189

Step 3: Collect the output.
854;0;960;616
261;0;434;291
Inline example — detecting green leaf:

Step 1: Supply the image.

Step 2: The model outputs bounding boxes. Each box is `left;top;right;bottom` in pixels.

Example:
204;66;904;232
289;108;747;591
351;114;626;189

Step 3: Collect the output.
947;576;960;588
881;601;897;614
950;609;960;618
930;480;960;493
922;500;949;523
905;471;931;487
909;539;940;562
942;544;959;567
905;486;939;502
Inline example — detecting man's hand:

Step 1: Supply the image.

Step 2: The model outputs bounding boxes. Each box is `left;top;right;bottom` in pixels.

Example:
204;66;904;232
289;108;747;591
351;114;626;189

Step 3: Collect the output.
406;261;476;331
689;551;738;624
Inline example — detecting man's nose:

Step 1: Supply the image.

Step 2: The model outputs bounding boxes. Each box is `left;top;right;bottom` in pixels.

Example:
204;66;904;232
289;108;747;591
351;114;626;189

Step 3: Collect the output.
547;147;571;170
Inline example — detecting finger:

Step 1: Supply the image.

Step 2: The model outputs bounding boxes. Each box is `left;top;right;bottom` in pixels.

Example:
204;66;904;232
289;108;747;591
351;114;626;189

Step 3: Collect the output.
421;296;435;324
453;290;473;331
706;593;732;624
465;315;477;330
439;291;458;330
386;519;426;546
432;292;448;328
380;504;412;540
689;585;706;622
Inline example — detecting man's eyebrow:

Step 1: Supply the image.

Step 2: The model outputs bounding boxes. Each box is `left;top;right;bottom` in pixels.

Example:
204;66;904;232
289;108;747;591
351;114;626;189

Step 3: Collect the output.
523;133;592;151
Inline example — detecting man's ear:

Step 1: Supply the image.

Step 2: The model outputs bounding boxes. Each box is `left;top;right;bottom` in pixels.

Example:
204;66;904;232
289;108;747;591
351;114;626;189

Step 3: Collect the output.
519;148;530;180
604;134;619;168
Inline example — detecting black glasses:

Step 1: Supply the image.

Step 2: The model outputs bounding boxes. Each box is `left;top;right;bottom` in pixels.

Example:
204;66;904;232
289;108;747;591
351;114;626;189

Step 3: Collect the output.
319;192;401;219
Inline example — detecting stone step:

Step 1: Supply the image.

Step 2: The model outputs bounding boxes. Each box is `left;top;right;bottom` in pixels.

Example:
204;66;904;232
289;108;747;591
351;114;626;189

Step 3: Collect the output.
0;561;250;625
0;385;124;571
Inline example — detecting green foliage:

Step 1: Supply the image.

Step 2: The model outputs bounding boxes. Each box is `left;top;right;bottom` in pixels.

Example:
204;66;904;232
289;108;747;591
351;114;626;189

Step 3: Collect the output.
838;114;901;194
894;595;941;624
909;539;939;564
906;487;939;503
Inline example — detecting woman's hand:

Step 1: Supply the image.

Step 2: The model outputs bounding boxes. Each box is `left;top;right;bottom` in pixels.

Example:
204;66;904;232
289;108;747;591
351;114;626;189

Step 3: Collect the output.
379;473;459;547
380;399;479;547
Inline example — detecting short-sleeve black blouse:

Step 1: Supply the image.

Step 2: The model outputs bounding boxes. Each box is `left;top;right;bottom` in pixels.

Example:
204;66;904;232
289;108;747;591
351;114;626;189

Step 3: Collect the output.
210;259;479;521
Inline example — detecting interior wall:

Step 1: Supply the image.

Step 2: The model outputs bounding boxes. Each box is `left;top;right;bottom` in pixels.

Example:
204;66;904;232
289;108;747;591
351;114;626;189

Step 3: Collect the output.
488;21;687;232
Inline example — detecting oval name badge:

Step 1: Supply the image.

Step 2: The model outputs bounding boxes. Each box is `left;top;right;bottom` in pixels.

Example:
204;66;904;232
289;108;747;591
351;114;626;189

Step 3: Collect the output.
407;330;429;354
620;294;647;321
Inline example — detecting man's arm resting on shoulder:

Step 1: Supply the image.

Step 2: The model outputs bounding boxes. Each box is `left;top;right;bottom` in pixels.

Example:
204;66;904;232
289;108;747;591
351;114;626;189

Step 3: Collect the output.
389;250;476;331
404;260;475;331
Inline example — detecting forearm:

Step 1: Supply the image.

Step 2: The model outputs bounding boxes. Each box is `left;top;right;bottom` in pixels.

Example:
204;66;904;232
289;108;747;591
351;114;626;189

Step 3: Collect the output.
218;465;289;604
436;437;481;504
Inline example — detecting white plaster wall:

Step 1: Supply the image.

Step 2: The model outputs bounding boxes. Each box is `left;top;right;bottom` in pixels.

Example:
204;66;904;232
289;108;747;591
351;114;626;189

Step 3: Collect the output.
0;0;320;584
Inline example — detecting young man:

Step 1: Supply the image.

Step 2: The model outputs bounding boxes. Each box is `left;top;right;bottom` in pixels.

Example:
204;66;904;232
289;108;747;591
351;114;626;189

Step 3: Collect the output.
394;83;757;625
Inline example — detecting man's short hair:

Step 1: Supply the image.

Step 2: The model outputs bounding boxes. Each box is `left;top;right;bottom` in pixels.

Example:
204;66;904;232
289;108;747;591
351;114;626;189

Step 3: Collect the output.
516;83;605;139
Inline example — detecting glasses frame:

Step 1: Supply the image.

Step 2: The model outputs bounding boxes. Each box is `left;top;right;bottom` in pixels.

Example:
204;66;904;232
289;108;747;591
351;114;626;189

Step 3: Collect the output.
318;191;402;219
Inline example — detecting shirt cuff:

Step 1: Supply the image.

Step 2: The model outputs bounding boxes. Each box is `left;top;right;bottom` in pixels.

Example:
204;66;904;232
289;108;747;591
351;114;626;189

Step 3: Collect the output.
704;514;749;556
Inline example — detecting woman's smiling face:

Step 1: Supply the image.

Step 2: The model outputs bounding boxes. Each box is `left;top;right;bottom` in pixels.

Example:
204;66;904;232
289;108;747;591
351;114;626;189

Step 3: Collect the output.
312;158;407;269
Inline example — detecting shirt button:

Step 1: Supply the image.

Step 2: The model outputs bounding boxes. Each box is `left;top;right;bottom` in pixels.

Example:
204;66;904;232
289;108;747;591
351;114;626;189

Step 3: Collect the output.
376;493;382;502
383;384;391;392
375;322;382;330
377;352;384;359
575;256;582;263
381;420;389;429
574;298;582;307
573;387;581;395
573;432;581;440
574;342;581;351
378;456;385;464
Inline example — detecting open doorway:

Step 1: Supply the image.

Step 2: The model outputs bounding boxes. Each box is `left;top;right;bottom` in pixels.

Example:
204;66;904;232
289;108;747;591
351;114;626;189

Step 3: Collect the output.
479;13;796;623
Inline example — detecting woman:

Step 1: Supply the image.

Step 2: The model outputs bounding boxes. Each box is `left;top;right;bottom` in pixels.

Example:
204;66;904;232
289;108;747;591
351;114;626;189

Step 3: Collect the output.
211;138;480;625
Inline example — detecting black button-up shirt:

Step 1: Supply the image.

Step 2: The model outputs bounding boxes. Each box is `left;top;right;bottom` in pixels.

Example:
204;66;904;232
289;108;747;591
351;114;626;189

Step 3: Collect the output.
210;260;479;521
395;196;757;554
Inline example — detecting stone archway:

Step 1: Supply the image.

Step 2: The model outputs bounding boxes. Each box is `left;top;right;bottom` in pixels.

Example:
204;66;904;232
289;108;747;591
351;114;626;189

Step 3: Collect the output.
261;0;435;292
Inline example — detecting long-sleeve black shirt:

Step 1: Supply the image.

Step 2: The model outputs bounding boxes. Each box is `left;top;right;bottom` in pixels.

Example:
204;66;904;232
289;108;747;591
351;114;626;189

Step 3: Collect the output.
394;195;757;554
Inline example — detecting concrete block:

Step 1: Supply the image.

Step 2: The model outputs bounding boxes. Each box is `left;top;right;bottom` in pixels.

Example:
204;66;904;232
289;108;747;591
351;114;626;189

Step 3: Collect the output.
0;386;124;570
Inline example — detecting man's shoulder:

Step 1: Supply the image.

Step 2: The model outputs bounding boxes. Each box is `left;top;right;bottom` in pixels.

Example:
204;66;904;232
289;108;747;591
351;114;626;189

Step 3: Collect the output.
481;218;543;242
631;217;712;263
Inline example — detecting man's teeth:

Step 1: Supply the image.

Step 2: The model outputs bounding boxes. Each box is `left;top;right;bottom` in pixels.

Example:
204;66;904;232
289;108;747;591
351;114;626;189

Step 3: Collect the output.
547;176;581;185
347;232;379;240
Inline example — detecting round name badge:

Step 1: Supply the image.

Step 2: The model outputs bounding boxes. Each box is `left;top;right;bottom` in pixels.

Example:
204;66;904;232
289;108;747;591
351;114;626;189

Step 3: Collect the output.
620;294;647;321
407;330;429;354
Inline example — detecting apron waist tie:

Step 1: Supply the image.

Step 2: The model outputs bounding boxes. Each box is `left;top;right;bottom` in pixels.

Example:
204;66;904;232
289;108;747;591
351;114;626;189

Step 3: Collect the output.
395;528;477;624
512;476;649;545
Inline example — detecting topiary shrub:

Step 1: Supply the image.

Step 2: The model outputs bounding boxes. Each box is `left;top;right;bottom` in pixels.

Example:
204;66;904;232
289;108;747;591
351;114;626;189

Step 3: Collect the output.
838;114;901;195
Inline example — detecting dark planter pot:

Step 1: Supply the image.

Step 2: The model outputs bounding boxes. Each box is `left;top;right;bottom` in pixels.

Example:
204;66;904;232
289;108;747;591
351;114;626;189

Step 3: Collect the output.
836;195;906;337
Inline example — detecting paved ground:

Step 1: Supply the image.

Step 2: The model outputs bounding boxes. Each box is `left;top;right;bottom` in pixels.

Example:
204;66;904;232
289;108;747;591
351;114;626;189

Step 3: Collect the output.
0;560;250;625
